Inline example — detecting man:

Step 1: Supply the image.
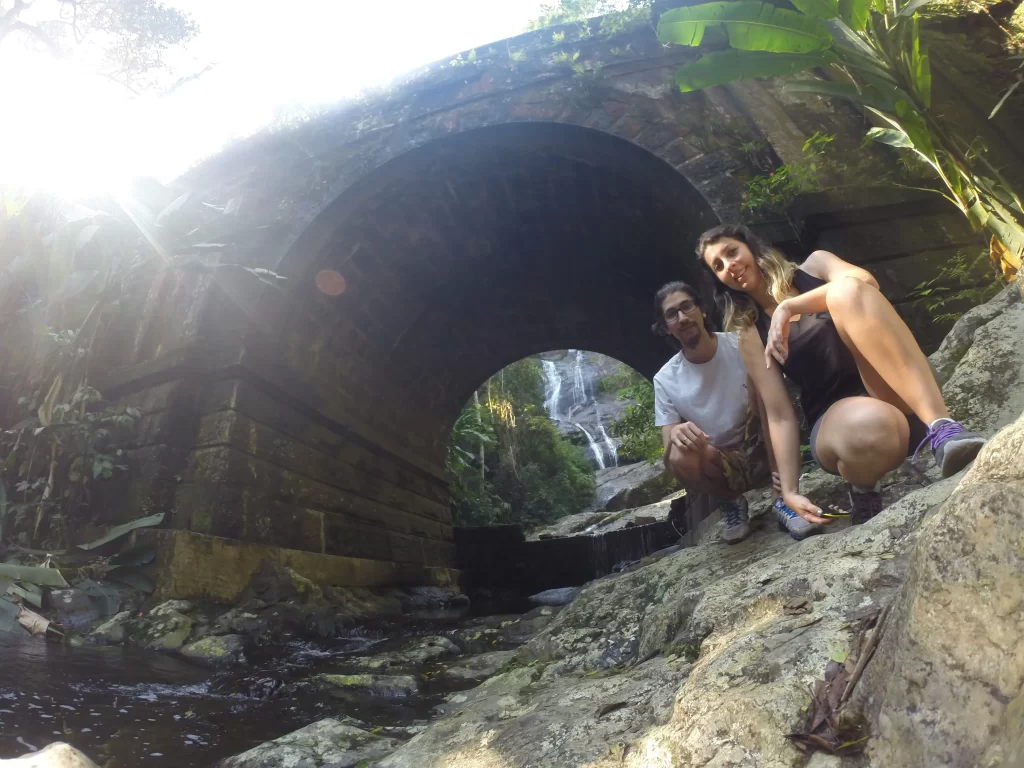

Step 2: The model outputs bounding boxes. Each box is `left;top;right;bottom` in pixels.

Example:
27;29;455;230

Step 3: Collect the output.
652;281;824;543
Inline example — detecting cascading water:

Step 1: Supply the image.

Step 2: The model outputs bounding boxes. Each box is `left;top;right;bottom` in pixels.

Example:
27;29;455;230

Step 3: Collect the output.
542;360;562;421
597;425;618;468
574;423;606;470
569;350;588;418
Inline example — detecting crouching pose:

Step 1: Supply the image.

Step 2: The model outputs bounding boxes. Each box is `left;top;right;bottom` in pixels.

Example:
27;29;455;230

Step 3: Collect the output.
652;281;828;543
697;223;985;524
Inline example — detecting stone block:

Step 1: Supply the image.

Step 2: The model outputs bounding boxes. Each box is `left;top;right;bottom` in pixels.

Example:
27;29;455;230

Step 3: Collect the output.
131;529;461;603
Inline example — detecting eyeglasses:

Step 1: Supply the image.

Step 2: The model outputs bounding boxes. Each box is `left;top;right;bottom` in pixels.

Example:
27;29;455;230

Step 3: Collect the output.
663;300;698;324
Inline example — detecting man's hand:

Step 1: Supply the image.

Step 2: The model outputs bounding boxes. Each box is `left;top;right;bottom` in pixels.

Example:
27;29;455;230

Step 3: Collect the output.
782;491;831;525
669;422;709;453
764;300;794;369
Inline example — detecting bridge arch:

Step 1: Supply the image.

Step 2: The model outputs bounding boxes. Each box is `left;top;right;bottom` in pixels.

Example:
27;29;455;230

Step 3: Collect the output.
254;122;717;474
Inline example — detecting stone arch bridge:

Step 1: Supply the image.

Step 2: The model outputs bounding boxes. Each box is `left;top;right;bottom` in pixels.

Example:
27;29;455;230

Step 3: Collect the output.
97;20;992;596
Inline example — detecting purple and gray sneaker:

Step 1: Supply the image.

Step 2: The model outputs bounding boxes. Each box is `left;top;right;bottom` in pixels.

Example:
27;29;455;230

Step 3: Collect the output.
914;418;986;478
774;497;825;540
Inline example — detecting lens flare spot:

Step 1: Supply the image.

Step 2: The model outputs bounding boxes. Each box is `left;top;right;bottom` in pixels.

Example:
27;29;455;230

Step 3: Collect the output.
315;270;346;296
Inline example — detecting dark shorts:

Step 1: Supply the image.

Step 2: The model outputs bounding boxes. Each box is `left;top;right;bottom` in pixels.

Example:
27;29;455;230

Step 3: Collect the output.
809;406;929;475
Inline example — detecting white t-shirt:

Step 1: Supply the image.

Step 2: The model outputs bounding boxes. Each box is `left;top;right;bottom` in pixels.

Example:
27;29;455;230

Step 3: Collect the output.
653;332;750;450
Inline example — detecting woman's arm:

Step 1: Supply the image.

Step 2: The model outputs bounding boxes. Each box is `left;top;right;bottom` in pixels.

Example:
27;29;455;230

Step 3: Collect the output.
764;251;879;367
739;328;829;524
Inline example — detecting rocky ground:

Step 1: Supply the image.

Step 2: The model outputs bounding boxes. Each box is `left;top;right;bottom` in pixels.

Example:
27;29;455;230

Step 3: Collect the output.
8;286;1023;767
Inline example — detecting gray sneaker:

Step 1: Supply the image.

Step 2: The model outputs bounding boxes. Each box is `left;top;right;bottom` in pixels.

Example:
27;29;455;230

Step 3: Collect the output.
914;419;985;478
722;497;751;544
774;497;824;540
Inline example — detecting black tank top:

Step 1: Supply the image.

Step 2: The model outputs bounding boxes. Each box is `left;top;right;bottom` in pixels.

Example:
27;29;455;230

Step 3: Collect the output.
755;268;866;427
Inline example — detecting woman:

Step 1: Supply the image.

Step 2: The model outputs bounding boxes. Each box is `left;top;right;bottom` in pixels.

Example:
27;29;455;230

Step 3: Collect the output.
696;223;985;524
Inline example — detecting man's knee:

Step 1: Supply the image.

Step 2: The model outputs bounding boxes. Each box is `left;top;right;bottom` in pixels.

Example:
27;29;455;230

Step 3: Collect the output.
665;442;703;481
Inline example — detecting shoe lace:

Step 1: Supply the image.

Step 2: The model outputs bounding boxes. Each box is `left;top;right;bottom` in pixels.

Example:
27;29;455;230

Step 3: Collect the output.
724;502;743;527
913;419;963;461
774;497;795;519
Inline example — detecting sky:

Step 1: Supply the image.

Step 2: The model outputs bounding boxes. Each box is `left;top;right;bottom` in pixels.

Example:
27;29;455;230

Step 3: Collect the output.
0;0;548;196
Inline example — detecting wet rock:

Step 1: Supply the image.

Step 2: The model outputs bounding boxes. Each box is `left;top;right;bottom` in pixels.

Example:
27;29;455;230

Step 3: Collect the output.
180;634;247;668
528;587;580;607
501;605;561;644
438;650;517;685
134;601;193;650
0;742;100;767
397;586;470;614
243;560;324;606
596;461;677;512
88;610;132;645
452;626;505;654
346;635;460;671
851;410;1024;767
318;673;420;699
217;718;399;768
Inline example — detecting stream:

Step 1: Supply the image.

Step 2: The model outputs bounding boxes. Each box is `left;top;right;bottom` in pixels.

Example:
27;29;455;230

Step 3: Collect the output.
0;608;525;766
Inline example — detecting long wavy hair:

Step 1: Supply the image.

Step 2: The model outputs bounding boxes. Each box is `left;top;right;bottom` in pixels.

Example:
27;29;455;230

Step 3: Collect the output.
695;223;797;331
650;280;711;350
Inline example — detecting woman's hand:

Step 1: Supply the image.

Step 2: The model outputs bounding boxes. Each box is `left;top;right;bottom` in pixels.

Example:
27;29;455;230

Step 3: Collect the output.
764;300;794;369
782;491;831;525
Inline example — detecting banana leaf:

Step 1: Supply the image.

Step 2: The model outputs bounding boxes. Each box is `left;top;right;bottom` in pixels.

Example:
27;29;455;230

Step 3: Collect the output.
75;512;164;551
658;1;832;52
839;0;871;31
0;596;20;632
910;15;931;107
0;563;69;588
898;0;936;16
785;79;899;112
791;0;839;19
9;581;43;608
675;50;837;92
866;127;914;147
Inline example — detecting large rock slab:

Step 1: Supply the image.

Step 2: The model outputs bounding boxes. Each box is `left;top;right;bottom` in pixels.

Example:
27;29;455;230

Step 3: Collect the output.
931;285;1024;435
0;744;99;767
852;410;1024;767
217;718;399;768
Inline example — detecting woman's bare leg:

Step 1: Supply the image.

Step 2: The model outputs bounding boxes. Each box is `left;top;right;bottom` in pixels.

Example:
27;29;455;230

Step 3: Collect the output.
825;277;949;424
813;397;910;487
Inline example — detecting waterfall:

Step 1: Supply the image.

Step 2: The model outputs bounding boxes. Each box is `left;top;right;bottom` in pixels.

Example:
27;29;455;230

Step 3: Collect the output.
574;423;606;470
597;425;618;468
570;350;588;416
542;360;562;421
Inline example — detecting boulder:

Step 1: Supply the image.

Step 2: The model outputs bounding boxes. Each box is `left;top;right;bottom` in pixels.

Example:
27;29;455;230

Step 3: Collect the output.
344;635;460;672
133;600;193;650
929;284;1024;435
44;589;98;632
528;587;580;607
243;560;324;606
217;718;399;768
851;409;1024;767
318;673;420;699
438;650;517;685
596;461;678;513
0;744;99;768
180;634;248;668
88;610;132;645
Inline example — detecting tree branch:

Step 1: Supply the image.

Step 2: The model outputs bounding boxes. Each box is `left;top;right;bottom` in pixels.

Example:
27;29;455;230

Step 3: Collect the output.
162;62;215;96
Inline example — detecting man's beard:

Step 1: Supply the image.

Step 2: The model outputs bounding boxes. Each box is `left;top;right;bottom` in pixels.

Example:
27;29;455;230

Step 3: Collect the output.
679;326;702;349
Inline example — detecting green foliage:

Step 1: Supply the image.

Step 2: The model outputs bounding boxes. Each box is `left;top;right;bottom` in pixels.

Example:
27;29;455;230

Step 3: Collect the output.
0;182;287;549
448;359;595;530
657;0;1024;286
608;380;663;464
909;248;1003;323
741;132;835;215
595;366;644;395
526;0;651;35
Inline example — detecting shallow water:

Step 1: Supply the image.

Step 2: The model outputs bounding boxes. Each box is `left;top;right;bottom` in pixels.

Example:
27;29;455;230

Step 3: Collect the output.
0;616;496;767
